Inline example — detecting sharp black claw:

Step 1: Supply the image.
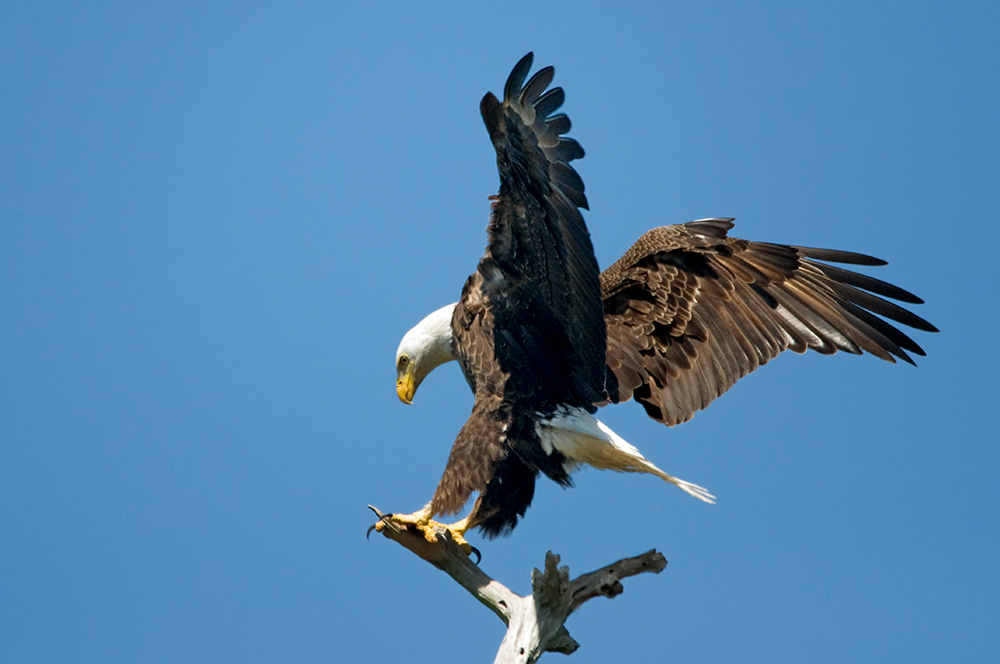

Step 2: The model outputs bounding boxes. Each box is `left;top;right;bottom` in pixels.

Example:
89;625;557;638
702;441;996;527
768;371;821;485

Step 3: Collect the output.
365;506;394;540
469;545;482;565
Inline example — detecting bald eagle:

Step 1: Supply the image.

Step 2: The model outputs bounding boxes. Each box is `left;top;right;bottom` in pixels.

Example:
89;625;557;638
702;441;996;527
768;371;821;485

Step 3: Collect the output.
381;54;936;545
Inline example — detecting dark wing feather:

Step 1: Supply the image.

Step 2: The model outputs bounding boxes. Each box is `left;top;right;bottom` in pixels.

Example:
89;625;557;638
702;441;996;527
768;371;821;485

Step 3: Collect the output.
602;218;937;426
431;54;603;535
477;52;605;411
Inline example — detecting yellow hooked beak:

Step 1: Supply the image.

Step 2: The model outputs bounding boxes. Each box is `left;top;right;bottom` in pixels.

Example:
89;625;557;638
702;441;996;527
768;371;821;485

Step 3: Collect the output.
396;369;416;405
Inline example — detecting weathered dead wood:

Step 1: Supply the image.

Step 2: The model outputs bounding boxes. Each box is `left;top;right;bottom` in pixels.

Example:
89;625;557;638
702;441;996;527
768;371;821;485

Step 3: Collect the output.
368;506;667;663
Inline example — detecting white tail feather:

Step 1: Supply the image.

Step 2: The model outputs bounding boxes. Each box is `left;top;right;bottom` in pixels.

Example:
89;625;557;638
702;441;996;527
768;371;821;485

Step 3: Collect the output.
537;409;716;504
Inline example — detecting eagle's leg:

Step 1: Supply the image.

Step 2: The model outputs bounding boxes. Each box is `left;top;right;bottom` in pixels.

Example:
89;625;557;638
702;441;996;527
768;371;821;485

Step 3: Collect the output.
373;504;476;556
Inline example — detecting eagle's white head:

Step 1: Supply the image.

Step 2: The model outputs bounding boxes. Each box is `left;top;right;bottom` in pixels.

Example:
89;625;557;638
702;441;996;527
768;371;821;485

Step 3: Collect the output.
395;303;458;404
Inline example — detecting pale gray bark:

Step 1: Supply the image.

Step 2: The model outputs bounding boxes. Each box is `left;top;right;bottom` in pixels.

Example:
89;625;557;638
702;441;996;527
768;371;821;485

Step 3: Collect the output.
368;506;667;663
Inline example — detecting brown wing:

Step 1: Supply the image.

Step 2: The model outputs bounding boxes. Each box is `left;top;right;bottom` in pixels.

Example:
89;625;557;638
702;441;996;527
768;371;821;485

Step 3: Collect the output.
431;53;599;535
602;218;937;426
478;52;606;412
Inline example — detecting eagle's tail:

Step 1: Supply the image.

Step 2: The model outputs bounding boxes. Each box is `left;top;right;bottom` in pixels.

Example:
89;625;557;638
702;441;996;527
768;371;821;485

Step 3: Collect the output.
536;408;716;504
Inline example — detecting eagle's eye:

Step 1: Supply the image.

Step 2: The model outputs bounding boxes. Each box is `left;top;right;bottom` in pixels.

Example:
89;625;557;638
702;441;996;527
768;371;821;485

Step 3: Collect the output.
398;355;410;369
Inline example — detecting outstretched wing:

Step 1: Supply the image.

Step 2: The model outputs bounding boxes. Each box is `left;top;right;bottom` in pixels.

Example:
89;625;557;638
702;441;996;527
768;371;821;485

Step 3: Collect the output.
431;54;604;535
602;218;938;426
477;52;606;412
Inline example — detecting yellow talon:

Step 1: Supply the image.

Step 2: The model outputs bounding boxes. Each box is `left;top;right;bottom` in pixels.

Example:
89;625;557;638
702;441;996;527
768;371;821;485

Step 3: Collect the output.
372;507;475;557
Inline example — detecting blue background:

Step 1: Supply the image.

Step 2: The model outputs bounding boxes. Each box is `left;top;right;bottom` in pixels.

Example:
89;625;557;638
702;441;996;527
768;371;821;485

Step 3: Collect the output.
2;2;997;662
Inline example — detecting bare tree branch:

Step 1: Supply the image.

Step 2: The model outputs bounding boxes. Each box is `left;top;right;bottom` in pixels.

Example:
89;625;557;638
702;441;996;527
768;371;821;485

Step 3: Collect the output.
368;506;667;663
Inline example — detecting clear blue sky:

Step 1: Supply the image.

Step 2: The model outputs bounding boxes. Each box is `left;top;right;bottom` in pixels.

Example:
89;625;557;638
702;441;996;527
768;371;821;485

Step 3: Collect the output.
2;2;998;662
